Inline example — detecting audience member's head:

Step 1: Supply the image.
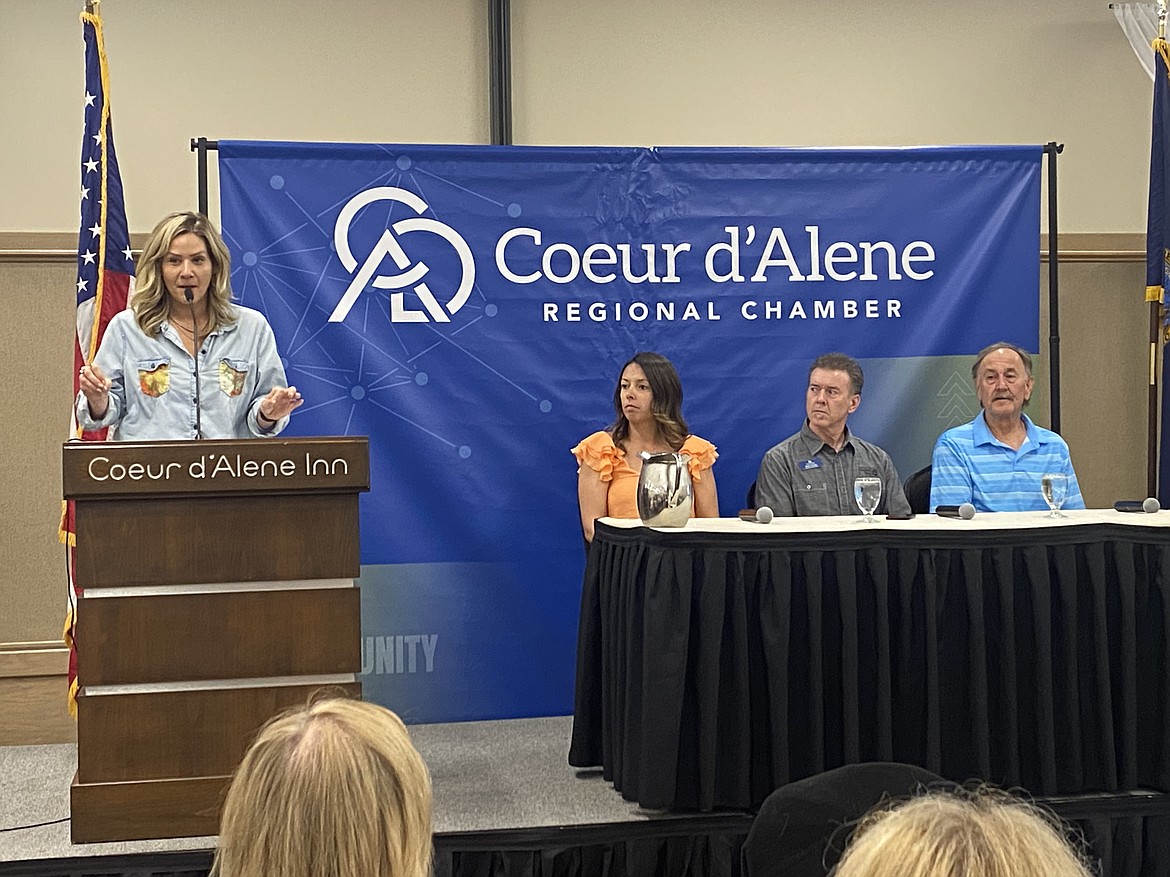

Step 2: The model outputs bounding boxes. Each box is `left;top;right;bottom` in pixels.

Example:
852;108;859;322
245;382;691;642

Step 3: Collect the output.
742;762;946;877
211;697;432;877
830;787;1092;877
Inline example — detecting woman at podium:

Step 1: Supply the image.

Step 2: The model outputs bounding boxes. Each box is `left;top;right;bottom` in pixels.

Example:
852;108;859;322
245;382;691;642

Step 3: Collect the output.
76;211;302;440
572;351;718;541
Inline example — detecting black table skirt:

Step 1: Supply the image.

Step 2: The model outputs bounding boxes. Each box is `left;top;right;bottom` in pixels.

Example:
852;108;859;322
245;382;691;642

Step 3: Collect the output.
568;521;1170;811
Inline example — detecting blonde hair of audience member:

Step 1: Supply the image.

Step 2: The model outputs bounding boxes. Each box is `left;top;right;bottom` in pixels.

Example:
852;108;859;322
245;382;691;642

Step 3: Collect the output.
830;788;1092;877
211;697;433;877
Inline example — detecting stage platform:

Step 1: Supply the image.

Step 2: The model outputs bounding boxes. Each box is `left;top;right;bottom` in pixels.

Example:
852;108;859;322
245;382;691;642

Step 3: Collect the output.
2;715;1170;877
0;716;751;877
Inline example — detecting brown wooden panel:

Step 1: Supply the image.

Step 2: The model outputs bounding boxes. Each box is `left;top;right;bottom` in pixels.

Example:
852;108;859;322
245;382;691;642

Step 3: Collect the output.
78;588;361;685
76;681;361;783
73;492;359;587
63;436;370;500
71;772;228;842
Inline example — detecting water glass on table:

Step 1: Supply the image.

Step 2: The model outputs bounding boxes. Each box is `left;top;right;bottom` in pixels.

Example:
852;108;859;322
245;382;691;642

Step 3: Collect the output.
854;476;882;523
1041;472;1068;518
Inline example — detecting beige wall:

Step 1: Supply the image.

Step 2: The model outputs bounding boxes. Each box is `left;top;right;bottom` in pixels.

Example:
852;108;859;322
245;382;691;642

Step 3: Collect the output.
512;0;1148;231
3;0;488;231
1044;250;1151;504
0;0;1159;736
0;257;75;644
0;0;1153;232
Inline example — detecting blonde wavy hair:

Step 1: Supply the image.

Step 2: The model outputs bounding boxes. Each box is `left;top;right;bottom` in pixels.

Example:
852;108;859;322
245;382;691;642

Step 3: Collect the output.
132;211;236;337
831;787;1093;877
211;697;433;877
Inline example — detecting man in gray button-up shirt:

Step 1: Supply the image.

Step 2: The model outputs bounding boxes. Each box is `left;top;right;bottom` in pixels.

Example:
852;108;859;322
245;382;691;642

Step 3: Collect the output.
755;353;911;517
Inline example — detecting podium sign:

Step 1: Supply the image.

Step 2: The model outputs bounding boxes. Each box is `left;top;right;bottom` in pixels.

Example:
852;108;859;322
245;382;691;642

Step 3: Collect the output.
63;437;369;843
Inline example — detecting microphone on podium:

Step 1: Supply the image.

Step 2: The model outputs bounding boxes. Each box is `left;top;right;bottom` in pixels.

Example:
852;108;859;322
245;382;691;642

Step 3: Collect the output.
183;286;203;440
1114;497;1161;513
936;503;976;520
738;506;774;524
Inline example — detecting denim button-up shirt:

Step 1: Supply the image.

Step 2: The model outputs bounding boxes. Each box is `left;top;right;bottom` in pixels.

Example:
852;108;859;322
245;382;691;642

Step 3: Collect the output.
76;307;291;441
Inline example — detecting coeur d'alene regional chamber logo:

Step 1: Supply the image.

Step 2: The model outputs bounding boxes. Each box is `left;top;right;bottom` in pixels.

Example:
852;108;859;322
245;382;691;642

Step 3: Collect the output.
329;186;475;324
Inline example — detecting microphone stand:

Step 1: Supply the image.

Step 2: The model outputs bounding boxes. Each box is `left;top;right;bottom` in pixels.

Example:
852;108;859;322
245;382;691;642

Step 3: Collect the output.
184;288;203;440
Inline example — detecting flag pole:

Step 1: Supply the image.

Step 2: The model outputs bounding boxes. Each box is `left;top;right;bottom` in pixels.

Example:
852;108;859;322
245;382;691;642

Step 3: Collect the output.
68;0;135;716
1152;1;1168;498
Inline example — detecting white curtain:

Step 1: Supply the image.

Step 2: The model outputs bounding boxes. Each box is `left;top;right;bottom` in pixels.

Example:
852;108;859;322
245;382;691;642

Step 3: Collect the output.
1114;2;1160;79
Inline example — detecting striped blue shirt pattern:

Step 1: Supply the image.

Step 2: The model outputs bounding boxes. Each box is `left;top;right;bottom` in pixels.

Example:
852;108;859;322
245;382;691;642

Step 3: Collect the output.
929;412;1084;513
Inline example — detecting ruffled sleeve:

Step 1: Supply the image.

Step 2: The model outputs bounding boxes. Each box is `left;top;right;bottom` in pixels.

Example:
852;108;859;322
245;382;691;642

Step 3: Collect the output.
572;431;621;483
681;435;718;482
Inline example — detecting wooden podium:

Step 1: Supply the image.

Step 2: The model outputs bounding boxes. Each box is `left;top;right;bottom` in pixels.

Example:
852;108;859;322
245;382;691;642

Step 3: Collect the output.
62;436;370;843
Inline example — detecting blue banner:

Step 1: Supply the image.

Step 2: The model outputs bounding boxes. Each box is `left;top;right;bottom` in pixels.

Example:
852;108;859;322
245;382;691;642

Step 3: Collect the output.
219;142;1041;722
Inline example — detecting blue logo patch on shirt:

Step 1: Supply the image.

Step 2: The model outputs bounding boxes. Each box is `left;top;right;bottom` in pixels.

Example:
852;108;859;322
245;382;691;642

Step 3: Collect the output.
799;458;822;470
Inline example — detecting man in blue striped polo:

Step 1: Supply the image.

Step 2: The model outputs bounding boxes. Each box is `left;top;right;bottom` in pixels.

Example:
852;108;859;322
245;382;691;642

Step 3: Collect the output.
929;342;1085;513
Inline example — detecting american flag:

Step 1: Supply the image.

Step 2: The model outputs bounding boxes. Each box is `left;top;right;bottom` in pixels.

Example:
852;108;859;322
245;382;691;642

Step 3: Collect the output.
63;2;135;716
74;3;134;395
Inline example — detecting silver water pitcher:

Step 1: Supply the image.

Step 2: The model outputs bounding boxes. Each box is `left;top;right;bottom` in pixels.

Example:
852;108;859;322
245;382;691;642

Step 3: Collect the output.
636;451;693;527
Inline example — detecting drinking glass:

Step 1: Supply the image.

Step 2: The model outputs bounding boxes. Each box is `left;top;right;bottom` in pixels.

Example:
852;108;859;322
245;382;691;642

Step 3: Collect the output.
854;476;882;523
1041;473;1068;518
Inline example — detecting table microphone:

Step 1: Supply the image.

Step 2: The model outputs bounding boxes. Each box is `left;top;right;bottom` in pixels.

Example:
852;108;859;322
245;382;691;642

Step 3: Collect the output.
936;503;976;520
1114;497;1161;513
737;506;774;523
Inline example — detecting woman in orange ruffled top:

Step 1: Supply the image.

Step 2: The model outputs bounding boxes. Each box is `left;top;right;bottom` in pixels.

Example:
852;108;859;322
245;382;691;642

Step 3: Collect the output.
572;351;719;541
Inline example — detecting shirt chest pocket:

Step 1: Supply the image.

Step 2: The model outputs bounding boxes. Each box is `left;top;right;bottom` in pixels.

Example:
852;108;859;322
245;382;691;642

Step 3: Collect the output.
136;358;171;397
797;472;833;515
217;358;251;398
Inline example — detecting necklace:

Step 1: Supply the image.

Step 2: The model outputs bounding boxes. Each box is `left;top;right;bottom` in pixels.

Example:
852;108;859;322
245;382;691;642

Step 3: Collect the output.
170;318;207;336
